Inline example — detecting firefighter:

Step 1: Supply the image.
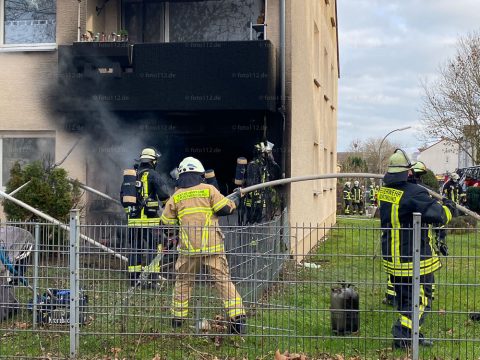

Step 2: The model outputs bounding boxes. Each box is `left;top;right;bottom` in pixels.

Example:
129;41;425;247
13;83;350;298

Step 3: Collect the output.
378;149;456;348
161;157;247;334
343;182;352;215
120;148;171;286
383;160;435;305
443;173;466;208
368;184;376;205
243;141;281;224
351;180;364;215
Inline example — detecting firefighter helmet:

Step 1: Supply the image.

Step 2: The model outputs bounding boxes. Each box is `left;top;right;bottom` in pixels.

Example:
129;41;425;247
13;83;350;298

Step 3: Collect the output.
354;180;359;187
412;161;427;175
387;149;412;173
345;181;351;188
139;148;161;162
178;157;205;175
451;173;460;181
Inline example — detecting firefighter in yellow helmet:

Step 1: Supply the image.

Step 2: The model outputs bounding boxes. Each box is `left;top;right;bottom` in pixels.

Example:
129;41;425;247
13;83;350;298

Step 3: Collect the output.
161;157;247;334
379;149;456;348
351;180;364;215
120;148;172;286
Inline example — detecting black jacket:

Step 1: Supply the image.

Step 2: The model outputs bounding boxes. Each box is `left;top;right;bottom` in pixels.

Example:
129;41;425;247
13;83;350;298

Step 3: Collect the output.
379;172;452;277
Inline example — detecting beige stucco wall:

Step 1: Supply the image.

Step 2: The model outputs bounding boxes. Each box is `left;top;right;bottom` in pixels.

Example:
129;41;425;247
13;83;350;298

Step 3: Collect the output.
285;0;338;255
0;1;87;219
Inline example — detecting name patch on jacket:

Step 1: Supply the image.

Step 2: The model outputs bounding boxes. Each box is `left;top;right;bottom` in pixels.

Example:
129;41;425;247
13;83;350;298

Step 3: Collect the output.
378;187;404;205
173;189;210;203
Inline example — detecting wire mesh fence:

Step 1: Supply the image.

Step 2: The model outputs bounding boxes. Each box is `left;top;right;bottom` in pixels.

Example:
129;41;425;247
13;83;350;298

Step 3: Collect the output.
1;211;480;359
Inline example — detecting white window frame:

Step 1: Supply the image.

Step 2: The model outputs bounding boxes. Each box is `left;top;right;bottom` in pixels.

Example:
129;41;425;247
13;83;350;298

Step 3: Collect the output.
0;131;56;189
0;0;57;52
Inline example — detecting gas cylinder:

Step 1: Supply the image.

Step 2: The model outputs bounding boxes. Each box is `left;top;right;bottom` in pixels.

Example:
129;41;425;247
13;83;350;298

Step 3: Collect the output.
205;169;220;190
121;169;138;206
330;283;359;335
234;157;248;185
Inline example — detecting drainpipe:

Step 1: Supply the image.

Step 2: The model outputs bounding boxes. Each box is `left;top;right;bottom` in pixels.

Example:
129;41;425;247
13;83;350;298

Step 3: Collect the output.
280;0;286;178
77;0;82;42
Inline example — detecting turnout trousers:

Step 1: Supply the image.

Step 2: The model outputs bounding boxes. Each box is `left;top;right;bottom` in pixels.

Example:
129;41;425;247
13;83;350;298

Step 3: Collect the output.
392;274;434;342
127;227;159;285
172;253;245;320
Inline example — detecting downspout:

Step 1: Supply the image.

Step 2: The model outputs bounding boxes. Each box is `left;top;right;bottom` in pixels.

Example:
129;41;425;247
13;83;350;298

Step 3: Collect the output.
280;0;286;178
77;0;82;42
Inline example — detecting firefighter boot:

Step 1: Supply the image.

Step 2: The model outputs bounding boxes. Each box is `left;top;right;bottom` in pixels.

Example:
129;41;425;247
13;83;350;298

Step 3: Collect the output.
229;315;247;335
172;318;185;329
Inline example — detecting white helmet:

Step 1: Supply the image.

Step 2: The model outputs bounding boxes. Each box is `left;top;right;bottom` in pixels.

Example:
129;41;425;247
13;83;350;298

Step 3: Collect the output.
354;180;359;187
345;181;351;188
178;157;205;175
451;173;460;181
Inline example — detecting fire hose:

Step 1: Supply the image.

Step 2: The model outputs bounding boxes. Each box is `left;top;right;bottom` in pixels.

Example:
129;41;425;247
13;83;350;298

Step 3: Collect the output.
238;172;480;221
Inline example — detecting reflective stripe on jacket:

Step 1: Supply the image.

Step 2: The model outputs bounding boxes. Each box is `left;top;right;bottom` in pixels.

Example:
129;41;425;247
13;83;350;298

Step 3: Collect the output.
127;170;161;227
343;186;351;200
160;183;236;254
379;180;452;277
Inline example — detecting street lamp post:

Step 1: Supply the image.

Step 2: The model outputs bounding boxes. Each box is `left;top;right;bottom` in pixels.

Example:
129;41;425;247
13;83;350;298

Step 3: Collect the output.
377;126;412;174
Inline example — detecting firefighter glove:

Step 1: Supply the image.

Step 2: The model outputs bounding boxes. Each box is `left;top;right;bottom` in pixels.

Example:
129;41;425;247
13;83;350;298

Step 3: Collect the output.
442;198;457;215
436;238;449;256
226;188;242;207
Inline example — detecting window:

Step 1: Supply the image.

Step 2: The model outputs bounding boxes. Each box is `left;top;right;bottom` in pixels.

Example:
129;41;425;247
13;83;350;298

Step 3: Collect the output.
313;21;320;87
0;134;55;188
1;0;56;46
122;0;168;43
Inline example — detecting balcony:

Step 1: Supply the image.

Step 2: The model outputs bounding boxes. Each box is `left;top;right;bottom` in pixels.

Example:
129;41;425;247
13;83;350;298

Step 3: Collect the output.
57;40;277;112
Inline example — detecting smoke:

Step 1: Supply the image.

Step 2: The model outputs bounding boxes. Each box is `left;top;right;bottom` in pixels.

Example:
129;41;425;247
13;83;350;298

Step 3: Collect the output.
49;51;177;219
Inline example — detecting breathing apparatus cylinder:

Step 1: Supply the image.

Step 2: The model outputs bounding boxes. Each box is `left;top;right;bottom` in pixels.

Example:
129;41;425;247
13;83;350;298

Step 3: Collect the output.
205;169;219;190
235;157;248;186
122;169;138;206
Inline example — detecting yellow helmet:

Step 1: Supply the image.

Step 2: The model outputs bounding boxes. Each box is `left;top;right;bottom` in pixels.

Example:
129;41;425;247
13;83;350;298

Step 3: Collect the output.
139;148;160;162
412;161;427;175
387;149;412;173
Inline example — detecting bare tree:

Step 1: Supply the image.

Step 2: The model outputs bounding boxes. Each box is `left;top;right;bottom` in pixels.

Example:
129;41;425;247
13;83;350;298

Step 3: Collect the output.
421;32;480;165
345;138;400;173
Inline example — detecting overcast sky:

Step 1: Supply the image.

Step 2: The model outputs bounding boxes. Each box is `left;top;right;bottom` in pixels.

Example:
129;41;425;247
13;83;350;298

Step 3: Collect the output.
337;0;480;152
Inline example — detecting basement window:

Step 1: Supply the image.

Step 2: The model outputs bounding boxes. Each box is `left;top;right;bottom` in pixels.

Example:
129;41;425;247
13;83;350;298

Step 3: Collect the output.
0;0;56;50
0;135;55;188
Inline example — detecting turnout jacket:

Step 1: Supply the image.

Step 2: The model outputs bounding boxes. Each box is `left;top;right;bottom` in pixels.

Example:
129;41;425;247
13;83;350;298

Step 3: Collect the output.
351;186;363;203
160;183;236;255
343;186;351;200
379;172;452;277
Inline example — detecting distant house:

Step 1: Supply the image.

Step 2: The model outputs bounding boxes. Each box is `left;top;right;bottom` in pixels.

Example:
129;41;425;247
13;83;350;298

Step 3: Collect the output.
417;139;459;175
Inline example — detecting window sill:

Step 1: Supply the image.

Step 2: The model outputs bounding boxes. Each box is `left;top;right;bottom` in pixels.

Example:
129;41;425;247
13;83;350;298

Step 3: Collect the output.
0;44;57;53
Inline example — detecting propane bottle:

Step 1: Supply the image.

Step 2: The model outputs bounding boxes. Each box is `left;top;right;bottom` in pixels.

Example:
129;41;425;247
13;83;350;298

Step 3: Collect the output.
234;157;248;186
330;283;359;335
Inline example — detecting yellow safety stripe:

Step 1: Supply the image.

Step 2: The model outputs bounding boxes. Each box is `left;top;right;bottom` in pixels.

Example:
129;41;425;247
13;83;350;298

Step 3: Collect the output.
160;214;178;225
391;204;401;266
127;265;143;272
177;207;213;218
128;217;160;226
383;259;441;276
224;298;243;308
178;243;225;255
227;308;246;318
173;299;189;307
141;172;149;196
173;189;210;203
443;206;452;223
212;197;229;212
386;288;396;296
419;284;427;325
147;201;159;207
400;315;412;329
172;309;189;318
383;256;440;270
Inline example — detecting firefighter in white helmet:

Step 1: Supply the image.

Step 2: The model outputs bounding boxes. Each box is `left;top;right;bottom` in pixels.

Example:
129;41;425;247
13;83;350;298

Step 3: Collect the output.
351;180;364;215
161;157;247;334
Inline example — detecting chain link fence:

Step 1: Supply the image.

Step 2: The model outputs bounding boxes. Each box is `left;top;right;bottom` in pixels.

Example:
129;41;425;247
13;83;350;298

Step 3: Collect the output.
1;211;480;359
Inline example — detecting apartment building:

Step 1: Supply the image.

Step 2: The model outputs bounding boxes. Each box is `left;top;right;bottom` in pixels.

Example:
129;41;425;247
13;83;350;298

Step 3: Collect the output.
0;0;338;254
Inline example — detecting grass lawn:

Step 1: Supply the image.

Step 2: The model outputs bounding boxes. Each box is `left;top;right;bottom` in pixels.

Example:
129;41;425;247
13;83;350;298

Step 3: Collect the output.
1;218;480;359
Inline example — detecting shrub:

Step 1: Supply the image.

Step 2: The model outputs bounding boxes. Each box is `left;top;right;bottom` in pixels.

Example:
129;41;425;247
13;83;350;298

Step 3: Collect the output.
3;161;81;222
